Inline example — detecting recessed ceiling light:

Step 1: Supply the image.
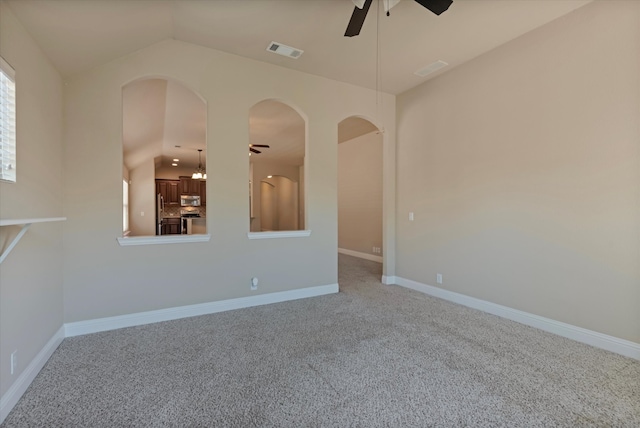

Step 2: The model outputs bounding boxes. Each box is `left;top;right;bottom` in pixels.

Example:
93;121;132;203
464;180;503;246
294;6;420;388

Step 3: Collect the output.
173;158;179;162
171;163;178;167
267;175;273;178
266;41;303;59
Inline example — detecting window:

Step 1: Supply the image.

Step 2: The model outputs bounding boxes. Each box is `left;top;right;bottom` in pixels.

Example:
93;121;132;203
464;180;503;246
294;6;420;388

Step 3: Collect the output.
0;56;16;183
123;179;129;233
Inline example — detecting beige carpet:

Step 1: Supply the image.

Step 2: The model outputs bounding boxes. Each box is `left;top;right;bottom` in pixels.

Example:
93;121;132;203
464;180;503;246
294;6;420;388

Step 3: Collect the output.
2;254;639;427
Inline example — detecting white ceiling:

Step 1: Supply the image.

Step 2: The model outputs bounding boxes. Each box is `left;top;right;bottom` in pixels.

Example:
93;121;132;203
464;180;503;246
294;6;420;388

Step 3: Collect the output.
250;100;305;166
122;79;167;170
10;0;593;172
6;0;592;95
123;79;206;171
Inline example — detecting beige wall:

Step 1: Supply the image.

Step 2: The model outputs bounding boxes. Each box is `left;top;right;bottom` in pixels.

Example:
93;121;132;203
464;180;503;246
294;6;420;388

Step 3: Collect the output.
62;39;396;323
396;1;640;343
155;165;196;180
251;161;301;232
260;181;276;231
298;165;305;230
0;3;64;398
129;158;155;236
259;175;299;231
338;131;383;256
274;176;298;231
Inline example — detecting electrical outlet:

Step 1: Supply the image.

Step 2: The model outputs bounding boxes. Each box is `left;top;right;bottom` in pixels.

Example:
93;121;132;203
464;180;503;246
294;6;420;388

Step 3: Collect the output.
251;277;258;291
10;350;17;375
409;212;414;221
436;273;443;284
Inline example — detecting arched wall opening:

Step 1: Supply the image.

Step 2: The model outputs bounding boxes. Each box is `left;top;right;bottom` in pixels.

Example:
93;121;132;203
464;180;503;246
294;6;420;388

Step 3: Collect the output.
122;77;207;237
337;116;383;264
249;99;306;232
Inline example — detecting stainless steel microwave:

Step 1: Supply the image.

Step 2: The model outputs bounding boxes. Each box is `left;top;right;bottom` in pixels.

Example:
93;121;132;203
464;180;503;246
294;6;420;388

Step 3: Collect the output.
180;195;201;206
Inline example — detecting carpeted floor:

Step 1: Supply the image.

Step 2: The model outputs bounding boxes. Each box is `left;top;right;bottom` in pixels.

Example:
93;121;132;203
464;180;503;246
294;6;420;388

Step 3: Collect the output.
2;254;639;427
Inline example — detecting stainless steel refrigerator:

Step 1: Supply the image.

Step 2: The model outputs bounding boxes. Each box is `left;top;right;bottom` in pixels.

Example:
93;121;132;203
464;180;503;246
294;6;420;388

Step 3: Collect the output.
155;193;164;235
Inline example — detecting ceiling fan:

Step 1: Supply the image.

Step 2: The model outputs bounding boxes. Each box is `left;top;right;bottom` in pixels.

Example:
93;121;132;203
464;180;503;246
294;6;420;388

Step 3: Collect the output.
345;0;453;37
249;144;270;154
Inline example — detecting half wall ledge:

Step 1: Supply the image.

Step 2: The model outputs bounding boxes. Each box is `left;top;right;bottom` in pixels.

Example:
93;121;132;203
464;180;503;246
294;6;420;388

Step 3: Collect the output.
117;234;211;246
247;230;311;240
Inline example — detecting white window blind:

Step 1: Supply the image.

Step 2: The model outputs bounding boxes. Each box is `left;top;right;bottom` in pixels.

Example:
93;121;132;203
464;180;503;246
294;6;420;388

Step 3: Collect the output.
0;56;16;183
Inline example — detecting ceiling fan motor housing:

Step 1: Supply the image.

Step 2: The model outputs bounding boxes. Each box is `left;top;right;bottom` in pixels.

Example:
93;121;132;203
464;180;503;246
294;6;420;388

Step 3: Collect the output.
415;0;453;15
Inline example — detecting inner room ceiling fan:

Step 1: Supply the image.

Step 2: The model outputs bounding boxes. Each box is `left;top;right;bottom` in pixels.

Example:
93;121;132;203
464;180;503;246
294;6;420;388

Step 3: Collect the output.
249;144;270;154
345;0;453;37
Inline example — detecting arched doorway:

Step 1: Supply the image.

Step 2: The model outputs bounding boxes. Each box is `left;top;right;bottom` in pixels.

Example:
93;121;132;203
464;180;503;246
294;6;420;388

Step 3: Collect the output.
337;116;383;265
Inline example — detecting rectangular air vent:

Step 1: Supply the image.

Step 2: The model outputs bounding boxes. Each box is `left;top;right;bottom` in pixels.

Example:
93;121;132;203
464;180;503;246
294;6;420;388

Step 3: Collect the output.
266;41;304;59
414;60;448;77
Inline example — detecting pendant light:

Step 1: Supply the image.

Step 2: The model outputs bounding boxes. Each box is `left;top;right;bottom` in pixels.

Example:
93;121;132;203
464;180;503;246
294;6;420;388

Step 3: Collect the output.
192;149;206;179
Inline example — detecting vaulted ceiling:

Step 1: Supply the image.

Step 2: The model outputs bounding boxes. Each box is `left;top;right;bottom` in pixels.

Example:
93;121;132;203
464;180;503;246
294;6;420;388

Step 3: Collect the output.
6;0;591;95
123;79;207;171
7;0;593;170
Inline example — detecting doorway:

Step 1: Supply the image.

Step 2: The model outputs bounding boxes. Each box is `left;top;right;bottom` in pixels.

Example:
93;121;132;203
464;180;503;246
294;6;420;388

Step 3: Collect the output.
337;116;383;273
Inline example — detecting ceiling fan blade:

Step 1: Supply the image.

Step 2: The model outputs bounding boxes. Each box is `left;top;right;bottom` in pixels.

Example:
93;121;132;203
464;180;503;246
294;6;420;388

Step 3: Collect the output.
344;0;372;37
250;144;270;148
414;0;453;16
250;147;262;154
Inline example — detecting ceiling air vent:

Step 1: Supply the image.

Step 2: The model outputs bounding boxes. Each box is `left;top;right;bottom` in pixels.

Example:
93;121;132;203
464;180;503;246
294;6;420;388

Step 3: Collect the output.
266;42;304;59
414;60;448;77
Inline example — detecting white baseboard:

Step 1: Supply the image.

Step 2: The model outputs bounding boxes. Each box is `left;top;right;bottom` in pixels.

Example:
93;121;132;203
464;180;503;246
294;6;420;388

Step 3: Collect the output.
0;326;65;424
1;284;339;422
247;230;312;240
338;248;382;263
5;278;636;425
381;275;396;285
65;283;339;337
393;276;640;360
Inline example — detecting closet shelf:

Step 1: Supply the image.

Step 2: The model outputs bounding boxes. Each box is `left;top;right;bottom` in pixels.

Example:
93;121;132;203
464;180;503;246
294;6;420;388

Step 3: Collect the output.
0;217;66;264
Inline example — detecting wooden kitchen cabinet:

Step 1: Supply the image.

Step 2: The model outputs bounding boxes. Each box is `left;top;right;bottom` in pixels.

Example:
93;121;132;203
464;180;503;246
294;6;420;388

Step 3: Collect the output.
168;181;179;204
163;218;181;235
179;177;199;195
192;179;202;196
179;176;204;196
200;181;206;205
156;180;166;199
156;180;180;205
179;177;191;195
